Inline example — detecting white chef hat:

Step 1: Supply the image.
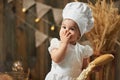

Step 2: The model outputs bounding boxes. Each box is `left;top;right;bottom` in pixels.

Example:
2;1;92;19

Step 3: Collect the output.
62;2;94;36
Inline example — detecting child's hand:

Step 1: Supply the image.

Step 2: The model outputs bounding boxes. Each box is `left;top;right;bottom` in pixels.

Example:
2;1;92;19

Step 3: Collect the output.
60;30;72;44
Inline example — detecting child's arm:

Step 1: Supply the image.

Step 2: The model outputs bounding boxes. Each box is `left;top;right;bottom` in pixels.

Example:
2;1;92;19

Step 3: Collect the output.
50;42;68;63
50;31;71;63
82;58;89;69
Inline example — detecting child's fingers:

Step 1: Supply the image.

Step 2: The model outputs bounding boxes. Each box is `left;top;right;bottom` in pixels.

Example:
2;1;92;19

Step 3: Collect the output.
65;31;70;36
66;32;72;39
67;33;72;38
62;30;67;36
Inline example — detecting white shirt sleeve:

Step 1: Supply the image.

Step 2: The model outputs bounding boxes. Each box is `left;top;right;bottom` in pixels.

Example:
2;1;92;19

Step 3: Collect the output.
48;38;60;53
82;45;93;58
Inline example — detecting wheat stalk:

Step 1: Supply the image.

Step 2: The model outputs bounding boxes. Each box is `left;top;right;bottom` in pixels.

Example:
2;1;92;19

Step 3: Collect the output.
86;0;120;55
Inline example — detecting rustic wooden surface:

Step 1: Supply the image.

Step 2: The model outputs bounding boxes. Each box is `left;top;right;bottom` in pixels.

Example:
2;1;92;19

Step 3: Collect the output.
0;0;5;72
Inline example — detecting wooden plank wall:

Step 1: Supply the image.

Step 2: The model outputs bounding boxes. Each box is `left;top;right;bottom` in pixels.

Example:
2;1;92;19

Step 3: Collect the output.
3;0;16;71
115;1;120;79
0;0;5;72
115;36;120;80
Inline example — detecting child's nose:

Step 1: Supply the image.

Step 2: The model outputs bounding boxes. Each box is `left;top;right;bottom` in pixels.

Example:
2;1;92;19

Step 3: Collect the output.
65;29;71;34
65;30;69;33
65;28;69;32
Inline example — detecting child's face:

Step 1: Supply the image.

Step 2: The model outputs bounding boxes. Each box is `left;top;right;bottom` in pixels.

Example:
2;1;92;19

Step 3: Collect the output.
59;19;81;45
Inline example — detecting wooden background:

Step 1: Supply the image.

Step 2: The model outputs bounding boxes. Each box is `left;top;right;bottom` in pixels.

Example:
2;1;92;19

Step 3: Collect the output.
0;0;120;80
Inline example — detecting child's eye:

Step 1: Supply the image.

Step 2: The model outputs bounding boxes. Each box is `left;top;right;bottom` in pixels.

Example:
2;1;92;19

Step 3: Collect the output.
62;26;66;29
70;28;75;31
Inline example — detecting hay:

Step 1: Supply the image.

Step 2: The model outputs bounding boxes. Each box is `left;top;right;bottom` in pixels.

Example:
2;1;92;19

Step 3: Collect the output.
86;0;120;55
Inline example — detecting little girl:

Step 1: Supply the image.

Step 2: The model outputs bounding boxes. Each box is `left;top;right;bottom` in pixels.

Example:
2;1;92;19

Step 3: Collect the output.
45;2;94;80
